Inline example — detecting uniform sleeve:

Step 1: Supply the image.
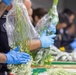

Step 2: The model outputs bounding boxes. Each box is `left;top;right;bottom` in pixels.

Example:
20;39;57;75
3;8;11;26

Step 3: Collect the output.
0;10;10;53
0;30;10;53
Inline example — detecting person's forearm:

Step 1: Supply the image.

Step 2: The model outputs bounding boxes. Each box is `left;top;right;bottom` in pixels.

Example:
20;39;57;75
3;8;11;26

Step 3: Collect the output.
29;40;41;51
0;53;6;63
0;2;7;17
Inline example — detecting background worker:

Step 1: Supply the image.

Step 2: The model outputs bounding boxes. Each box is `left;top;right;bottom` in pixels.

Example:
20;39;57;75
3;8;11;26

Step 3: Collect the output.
54;13;70;51
32;8;48;27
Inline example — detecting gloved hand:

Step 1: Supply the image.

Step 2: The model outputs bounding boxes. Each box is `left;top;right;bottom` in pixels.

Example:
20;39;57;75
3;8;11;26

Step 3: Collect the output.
40;31;56;48
2;0;12;6
5;46;31;64
70;39;76;49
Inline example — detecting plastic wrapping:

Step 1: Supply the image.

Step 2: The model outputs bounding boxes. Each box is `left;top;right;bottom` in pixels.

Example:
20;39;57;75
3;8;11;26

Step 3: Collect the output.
50;46;76;61
4;0;39;75
35;48;54;66
34;0;59;66
35;45;76;66
5;0;39;48
35;0;59;35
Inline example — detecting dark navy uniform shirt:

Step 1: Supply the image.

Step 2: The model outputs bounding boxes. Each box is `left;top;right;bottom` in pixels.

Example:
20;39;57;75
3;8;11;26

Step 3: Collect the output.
54;29;74;53
0;11;10;74
0;10;10;53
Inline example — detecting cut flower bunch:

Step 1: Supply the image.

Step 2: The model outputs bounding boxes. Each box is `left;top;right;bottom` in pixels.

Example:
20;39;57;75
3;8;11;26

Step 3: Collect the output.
35;0;59;35
5;0;39;74
35;0;59;66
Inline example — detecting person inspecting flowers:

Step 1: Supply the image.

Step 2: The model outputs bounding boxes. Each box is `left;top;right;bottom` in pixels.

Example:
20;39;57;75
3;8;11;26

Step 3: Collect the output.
0;0;31;75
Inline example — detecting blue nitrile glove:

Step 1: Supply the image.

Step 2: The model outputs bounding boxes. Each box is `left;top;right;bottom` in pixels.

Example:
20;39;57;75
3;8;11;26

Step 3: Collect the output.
70;39;76;49
5;46;31;64
40;31;56;48
2;0;12;6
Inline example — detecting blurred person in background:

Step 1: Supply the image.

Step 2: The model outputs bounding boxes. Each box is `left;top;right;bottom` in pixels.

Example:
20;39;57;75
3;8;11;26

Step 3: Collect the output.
32;8;48;27
60;23;76;52
69;23;76;50
63;8;75;23
59;9;76;52
66;23;75;38
58;9;75;35
56;14;69;32
54;13;70;51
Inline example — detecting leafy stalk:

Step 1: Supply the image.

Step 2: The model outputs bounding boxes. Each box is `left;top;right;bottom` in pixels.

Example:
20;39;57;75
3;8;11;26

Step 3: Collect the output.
49;0;58;16
53;0;58;5
7;3;32;75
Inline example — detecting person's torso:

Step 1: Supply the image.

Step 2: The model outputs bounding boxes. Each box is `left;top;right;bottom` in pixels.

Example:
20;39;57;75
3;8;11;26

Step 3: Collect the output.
0;10;10;53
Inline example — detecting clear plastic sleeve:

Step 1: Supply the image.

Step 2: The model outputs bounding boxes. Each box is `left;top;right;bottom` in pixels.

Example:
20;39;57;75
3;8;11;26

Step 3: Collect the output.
4;0;39;74
35;0;59;35
5;0;39;48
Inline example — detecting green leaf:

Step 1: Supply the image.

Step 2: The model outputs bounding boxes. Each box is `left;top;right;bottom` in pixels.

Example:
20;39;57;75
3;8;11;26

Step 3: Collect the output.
53;0;59;5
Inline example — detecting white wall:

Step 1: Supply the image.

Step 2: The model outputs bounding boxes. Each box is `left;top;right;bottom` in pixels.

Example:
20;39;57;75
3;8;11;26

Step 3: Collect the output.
31;0;65;12
64;0;76;12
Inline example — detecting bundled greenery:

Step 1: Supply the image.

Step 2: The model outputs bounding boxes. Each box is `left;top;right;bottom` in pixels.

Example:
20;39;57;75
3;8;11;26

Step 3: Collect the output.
13;4;31;53
34;0;59;66
5;0;33;75
47;68;76;75
8;61;32;75
34;48;54;66
50;46;76;61
35;0;59;35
